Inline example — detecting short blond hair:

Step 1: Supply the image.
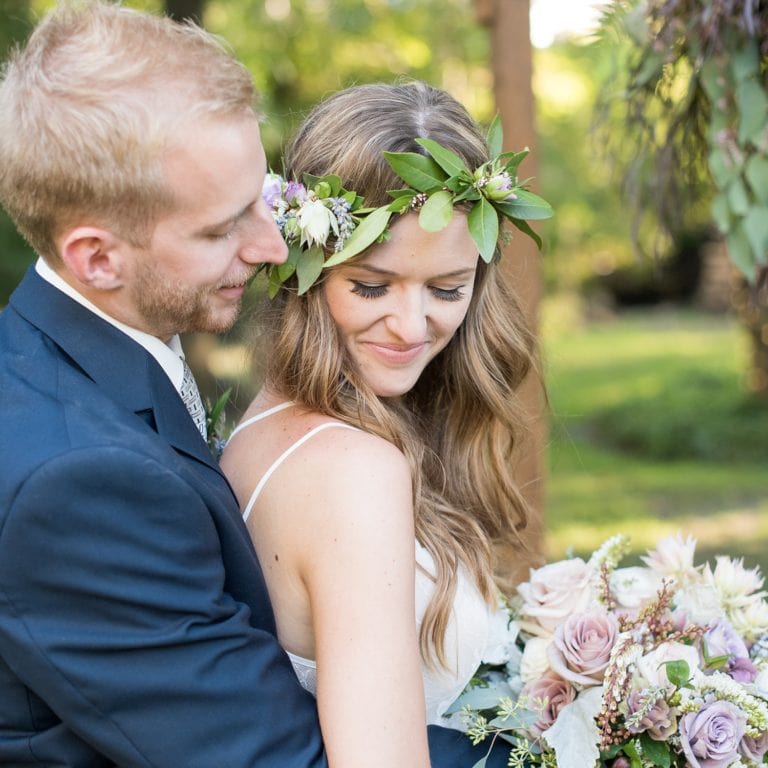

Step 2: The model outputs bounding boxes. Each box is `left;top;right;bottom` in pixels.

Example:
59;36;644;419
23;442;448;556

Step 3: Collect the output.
0;1;257;261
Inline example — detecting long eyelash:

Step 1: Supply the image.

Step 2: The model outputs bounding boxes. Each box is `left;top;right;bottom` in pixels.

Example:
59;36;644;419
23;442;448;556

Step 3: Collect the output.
350;282;387;299
431;287;464;302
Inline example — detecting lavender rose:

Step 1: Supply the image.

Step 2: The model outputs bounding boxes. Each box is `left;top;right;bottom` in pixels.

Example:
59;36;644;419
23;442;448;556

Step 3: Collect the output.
520;671;576;737
626;689;677;740
679;698;747;768
517;558;594;635
547;608;618;686
740;729;768;764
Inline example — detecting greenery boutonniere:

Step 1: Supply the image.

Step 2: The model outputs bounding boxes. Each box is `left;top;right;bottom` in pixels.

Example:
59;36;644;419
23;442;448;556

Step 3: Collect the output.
205;387;232;460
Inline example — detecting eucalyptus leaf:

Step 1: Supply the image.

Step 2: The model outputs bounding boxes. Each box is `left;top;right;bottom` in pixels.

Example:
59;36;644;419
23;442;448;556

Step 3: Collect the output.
745;156;768;204
487;114;503;158
296;245;325;295
324;206;393;266
444;681;515;715
383;151;446;192
470;756;488;768
468;197;499;263
418;189;454;232
742;206;768;262
496;190;554;220
416;138;469;177
736;80;768;146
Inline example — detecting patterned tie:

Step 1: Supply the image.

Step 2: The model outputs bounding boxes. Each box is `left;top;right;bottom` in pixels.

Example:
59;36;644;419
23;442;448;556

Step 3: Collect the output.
180;359;207;440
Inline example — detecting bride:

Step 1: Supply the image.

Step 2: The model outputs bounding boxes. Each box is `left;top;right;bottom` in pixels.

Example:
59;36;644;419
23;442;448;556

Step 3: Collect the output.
221;80;549;768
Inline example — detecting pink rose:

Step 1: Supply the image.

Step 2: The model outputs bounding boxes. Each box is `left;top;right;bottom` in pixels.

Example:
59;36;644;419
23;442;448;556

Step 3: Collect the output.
680;699;746;768
517;558;594;635
547;608;618;686
520;671;576;737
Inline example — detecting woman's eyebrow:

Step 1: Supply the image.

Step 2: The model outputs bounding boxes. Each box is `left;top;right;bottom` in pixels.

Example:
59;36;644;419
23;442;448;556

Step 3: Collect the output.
351;264;476;279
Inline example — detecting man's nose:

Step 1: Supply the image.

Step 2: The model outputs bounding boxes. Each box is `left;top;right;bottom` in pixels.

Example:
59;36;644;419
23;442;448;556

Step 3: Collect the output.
239;199;288;266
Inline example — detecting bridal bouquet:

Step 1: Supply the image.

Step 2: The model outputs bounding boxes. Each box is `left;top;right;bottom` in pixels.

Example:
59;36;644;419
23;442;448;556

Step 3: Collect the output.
450;534;768;768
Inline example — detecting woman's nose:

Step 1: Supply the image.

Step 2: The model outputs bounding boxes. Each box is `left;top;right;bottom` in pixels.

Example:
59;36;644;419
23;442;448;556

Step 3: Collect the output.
385;290;428;343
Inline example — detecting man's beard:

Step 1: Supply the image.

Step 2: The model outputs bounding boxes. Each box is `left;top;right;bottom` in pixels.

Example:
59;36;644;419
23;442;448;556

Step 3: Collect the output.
131;260;248;337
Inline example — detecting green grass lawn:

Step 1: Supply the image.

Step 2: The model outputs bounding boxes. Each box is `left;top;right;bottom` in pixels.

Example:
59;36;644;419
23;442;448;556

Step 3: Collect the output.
541;298;768;575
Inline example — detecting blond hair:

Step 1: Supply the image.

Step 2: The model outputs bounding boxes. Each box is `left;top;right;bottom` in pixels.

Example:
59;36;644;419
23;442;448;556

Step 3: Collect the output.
265;81;538;668
0;0;256;262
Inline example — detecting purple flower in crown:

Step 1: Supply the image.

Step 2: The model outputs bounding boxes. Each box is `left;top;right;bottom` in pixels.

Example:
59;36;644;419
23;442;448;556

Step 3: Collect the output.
284;180;307;206
262;173;284;208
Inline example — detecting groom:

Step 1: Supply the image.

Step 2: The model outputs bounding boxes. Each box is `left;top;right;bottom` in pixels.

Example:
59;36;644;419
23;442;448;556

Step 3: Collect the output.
0;3;508;766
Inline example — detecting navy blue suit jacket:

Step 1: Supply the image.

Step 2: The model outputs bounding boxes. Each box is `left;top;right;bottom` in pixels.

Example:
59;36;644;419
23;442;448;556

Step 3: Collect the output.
0;268;508;767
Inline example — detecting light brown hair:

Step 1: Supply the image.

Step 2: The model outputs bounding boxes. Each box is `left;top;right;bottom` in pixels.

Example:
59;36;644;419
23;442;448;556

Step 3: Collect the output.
0;0;256;262
263;81;538;668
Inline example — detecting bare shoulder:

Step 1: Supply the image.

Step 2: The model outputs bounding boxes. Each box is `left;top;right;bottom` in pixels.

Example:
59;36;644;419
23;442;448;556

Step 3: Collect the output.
283;423;412;501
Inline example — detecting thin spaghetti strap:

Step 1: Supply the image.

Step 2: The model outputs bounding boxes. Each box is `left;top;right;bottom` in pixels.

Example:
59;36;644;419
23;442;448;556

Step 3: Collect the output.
228;401;295;441
242;422;359;523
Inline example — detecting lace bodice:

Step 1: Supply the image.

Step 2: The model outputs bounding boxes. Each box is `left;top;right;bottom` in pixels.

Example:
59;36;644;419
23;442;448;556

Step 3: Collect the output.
230;403;496;726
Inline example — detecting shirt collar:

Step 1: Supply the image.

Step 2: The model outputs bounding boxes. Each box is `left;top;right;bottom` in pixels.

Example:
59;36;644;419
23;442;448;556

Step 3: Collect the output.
35;257;185;393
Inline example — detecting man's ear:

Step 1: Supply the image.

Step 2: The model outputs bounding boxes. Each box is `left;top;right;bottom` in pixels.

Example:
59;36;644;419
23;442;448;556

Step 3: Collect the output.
59;227;128;290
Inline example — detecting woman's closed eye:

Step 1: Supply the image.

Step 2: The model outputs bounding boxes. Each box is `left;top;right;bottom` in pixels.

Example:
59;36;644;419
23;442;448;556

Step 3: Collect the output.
350;281;387;299
350;281;465;302
430;286;464;302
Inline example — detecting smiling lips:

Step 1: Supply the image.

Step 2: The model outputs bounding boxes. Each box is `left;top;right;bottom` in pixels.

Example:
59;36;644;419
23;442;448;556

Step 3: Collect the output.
363;341;428;365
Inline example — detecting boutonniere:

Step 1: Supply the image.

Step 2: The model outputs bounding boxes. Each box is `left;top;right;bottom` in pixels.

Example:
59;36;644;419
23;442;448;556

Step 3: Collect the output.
205;387;232;460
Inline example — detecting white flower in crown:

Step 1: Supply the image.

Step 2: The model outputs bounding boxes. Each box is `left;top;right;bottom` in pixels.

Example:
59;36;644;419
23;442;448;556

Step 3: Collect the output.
296;197;338;248
641;532;698;583
703;556;766;611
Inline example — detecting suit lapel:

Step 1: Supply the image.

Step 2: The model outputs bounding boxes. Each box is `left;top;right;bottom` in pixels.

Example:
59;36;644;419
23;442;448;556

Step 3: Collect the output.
11;268;225;479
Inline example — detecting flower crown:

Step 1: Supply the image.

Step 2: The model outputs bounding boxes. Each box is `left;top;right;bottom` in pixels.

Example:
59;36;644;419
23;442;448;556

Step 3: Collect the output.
261;116;553;296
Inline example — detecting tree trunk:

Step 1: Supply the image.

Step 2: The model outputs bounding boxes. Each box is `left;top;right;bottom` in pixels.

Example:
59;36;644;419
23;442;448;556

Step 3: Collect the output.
475;0;547;587
164;0;205;24
733;266;768;402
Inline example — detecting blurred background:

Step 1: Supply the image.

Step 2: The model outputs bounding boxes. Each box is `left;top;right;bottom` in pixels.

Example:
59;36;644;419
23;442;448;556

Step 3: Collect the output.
2;0;766;574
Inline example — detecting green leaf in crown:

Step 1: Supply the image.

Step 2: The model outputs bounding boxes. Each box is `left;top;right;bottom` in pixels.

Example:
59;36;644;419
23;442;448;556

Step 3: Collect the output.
260;116;553;295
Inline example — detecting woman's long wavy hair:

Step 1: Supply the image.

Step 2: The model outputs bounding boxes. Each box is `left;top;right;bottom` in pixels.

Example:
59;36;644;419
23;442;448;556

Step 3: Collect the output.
263;81;538;668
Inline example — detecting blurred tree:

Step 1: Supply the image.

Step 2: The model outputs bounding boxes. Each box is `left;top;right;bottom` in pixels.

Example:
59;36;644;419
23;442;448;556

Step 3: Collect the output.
0;0;34;306
204;0;493;163
595;0;768;399
165;0;204;22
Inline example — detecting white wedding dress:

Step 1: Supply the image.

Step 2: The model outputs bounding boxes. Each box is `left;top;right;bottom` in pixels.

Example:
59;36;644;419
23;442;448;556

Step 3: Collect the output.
229;403;499;727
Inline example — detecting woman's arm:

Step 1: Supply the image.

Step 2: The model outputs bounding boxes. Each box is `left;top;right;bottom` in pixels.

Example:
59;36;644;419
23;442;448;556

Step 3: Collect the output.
287;429;431;768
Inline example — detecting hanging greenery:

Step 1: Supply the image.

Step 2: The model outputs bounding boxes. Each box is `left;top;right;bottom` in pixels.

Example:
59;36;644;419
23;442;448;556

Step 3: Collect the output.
596;0;768;283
